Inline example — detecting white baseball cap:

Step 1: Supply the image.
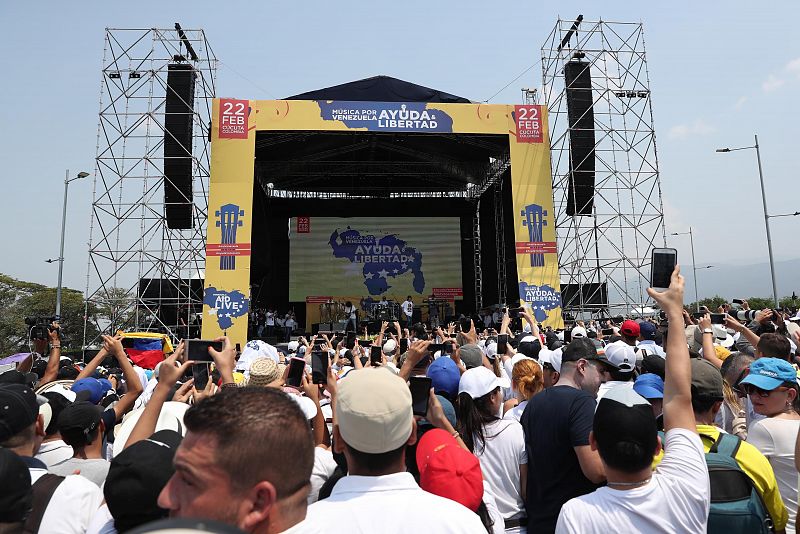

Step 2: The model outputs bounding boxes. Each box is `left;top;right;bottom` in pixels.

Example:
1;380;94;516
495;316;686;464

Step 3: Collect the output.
383;339;397;355
571;326;588;338
602;341;637;373
458;367;508;399
538;348;562;373
336;368;413;454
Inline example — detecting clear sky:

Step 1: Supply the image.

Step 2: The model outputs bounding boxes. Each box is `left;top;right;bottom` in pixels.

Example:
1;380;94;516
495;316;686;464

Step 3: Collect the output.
1;1;797;295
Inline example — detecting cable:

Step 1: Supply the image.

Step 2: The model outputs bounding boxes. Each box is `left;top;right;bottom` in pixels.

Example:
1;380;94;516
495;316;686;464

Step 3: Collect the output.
483;59;543;103
218;60;280;99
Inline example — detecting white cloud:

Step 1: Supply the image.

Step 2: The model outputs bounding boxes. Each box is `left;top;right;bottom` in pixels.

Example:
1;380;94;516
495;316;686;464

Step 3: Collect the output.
734;96;747;110
667;119;716;140
762;74;785;93
785;57;800;77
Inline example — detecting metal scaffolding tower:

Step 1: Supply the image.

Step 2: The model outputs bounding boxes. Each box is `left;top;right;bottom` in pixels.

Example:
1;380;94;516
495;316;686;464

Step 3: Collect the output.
542;18;666;317
84;27;217;346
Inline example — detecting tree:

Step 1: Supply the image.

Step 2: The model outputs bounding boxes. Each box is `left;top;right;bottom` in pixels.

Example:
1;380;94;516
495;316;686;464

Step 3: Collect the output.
0;273;99;356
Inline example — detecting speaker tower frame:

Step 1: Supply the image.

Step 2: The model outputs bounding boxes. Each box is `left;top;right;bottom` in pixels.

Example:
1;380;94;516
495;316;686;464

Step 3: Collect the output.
83;27;217;346
542;18;666;317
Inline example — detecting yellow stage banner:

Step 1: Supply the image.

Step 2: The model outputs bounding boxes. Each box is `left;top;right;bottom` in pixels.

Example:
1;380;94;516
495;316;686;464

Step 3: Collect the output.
508;105;563;329
201;99;256;344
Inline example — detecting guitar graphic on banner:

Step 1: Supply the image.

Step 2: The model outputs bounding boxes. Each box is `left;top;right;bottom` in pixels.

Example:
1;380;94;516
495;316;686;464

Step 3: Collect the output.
518;203;557;267
206;204;250;270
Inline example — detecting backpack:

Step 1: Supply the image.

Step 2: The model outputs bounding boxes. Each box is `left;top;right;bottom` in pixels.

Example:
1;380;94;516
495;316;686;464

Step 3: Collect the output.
704;432;773;533
661;431;773;533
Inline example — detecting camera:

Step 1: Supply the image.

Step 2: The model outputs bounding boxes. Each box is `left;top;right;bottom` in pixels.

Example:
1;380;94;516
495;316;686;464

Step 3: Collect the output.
730;310;757;322
25;316;58;341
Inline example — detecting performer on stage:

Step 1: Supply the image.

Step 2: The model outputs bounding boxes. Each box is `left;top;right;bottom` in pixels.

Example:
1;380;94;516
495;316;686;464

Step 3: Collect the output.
343;301;358;332
401;295;413;327
427;295;440;328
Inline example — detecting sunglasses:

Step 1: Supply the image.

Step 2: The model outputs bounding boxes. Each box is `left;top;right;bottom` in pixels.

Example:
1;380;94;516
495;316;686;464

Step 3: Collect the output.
731;367;750;396
742;384;790;398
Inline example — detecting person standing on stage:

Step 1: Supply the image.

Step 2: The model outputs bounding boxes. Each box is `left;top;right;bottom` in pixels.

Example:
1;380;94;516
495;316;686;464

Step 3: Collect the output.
428;295;440;328
402;296;414;327
344;301;358;332
265;308;275;338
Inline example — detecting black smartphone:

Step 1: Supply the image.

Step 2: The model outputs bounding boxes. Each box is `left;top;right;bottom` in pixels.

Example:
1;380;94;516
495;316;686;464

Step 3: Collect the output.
563;328;572;343
399;338;409;353
732;299;744;305
311;350;328;384
313;337;326;346
186;339;223;363
357;339;373;347
370;346;382;366
509;307;522;319
192;363;210;390
346;331;356;349
427;343;444;354
650;248;677;290
710;313;726;325
409;376;432;417
442;341;454;355
692;312;706;319
601;328;615;336
497;334;508;355
286;357;306;388
459;317;472;334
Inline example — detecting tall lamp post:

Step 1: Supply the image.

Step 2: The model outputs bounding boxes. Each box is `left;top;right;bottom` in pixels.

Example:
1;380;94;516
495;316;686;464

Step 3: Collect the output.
671;227;699;311
716;135;779;307
53;170;90;319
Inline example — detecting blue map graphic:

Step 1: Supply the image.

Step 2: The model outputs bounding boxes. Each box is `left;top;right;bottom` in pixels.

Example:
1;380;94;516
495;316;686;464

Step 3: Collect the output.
203;287;249;330
518;282;561;322
317;101;453;133
329;227;424;295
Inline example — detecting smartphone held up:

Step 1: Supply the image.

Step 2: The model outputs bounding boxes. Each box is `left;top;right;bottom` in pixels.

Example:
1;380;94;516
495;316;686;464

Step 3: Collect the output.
650;248;677;290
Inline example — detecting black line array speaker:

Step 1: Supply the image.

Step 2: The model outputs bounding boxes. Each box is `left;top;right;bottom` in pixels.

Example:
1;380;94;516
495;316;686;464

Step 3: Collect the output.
164;63;196;229
563;60;596;216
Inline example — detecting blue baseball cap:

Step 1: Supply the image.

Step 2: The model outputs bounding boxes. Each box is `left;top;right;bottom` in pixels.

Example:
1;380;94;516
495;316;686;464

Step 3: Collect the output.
427;357;460;399
740;358;798;391
639;321;657;340
71;378;112;405
633;373;664;399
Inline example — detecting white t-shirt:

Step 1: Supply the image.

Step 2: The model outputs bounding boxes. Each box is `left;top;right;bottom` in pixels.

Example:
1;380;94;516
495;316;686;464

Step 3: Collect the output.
266;312;275;326
473;418;528;520
556;428;710;533
29;467;104;534
595;380;634;401
35;439;74;467
747;417;800;534
86;503;116;534
306;472;486;533
503;400;528;422
308;446;338;504
402;300;413;317
482;482;506;534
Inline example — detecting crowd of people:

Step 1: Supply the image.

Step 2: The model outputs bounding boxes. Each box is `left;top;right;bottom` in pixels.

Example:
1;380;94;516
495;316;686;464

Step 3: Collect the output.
3;266;800;533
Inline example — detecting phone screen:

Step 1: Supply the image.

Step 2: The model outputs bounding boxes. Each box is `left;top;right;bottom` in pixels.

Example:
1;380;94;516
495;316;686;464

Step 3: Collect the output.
311;351;328;384
370;346;382;366
286;357;305;388
428;343;444;354
497;334;508;355
459;317;472;334
442;341;453;355
346;332;356;349
409;376;432;417
651;248;677;289
601;328;615;336
399;338;408;353
710;313;726;325
357;339;372;347
186;339;223;362
192;363;210;390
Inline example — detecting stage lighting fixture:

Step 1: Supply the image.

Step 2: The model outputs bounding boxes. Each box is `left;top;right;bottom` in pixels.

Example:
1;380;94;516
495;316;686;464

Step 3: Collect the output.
108;72;121;79
129;71;141;79
572;51;586;59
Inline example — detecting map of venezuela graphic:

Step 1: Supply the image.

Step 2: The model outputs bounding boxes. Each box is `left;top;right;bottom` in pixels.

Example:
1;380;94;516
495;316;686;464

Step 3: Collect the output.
329;227;424;295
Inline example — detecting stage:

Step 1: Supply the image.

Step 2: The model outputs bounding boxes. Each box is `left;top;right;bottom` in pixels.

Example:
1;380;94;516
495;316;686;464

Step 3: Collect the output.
200;76;562;346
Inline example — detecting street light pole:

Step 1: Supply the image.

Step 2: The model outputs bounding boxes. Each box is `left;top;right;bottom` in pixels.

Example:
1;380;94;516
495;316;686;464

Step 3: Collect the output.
55;170;89;319
754;134;779;308
688;227;699;312
671;228;700;311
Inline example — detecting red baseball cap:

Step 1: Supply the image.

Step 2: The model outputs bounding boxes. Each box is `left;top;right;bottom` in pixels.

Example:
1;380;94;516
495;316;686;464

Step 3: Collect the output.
620;320;641;338
416;429;483;512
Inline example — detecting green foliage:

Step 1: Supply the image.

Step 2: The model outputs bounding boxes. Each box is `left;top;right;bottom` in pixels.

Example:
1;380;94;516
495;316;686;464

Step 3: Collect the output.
0;273;99;356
